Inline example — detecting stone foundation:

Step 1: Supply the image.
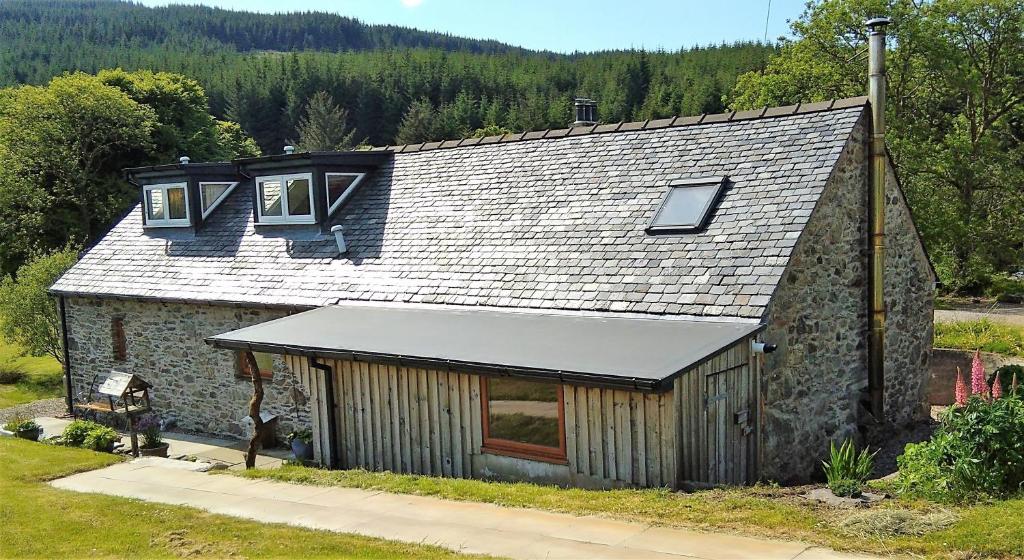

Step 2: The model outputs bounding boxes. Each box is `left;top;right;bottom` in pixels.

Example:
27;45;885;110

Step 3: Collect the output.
63;297;311;440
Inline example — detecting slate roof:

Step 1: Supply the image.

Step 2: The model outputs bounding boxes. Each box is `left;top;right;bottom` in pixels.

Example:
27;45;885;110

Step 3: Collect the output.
52;98;868;321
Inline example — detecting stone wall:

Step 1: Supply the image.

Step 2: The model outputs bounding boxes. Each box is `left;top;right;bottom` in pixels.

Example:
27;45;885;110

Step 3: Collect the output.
760;116;871;483
882;160;935;424
63;297;311;440
760;115;935;483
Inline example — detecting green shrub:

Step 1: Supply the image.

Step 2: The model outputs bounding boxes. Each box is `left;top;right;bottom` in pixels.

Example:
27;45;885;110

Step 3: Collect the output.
61;419;118;451
3;416;39;433
82;425;118;451
896;396;1024;502
987;273;1024;303
823;439;875;495
0;362;25;384
934;320;1024;357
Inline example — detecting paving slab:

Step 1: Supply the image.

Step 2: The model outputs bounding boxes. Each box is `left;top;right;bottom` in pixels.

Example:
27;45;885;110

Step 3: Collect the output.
50;461;882;560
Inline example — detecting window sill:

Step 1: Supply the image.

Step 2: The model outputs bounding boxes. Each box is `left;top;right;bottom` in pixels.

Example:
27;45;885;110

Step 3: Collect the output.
481;443;568;465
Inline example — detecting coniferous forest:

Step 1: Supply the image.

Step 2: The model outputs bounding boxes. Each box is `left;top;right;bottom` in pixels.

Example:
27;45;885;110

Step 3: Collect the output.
0;0;775;151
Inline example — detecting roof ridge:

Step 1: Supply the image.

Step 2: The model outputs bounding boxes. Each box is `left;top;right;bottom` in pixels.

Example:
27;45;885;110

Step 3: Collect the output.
372;96;868;155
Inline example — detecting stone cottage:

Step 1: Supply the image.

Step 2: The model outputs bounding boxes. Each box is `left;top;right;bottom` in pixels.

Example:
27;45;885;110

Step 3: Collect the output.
51;23;934;487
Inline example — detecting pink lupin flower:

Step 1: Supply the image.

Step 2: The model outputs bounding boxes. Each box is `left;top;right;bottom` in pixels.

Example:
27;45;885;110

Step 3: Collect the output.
955;367;968;406
970;350;988;397
992;374;1003;399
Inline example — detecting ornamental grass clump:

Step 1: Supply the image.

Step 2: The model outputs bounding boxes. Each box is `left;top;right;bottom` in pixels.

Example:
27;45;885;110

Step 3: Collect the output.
822;439;876;497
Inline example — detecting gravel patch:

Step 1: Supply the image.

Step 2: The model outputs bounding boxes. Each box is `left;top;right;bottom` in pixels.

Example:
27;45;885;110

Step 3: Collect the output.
0;398;66;424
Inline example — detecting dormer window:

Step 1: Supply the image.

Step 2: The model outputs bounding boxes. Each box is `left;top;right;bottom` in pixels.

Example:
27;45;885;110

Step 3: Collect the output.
256;173;315;224
199;181;238;219
646;177;727;234
326;173;366;214
144;182;190;227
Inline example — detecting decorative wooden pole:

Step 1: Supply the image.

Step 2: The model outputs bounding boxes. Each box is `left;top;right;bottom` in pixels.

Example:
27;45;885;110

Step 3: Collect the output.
244;351;265;469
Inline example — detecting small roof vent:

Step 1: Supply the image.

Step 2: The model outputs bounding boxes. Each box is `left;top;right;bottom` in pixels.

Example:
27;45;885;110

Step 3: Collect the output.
572;98;597;126
179;156;190;165
283;145;296;155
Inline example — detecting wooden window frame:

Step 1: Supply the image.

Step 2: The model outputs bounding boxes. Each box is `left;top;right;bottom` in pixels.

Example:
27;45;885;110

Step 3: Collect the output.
111;317;127;362
480;377;567;465
236;351;273;380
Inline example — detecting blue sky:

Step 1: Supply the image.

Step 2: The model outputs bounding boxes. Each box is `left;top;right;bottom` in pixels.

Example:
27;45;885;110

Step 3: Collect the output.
135;0;807;53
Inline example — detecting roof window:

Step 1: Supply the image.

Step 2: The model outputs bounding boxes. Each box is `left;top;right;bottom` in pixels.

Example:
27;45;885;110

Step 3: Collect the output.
143;182;190;227
199;181;238;219
647;177;727;233
256;172;315;224
326;172;366;214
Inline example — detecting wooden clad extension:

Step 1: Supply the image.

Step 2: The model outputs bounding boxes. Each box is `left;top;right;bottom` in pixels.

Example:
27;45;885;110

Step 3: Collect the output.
285;334;759;488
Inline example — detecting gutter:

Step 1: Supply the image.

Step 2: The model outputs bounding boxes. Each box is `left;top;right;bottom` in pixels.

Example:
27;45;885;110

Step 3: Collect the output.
308;357;339;468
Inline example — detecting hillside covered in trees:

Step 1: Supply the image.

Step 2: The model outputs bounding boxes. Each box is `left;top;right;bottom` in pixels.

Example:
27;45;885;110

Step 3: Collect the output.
0;0;775;150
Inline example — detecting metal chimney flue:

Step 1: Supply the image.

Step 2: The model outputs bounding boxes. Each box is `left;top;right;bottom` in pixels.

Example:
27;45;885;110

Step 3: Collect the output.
572;98;597;126
284;145;296;155
866;16;890;419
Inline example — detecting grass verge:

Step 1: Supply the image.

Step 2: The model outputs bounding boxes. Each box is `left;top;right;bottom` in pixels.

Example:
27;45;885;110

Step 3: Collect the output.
0;337;63;409
234;465;1024;559
0;438;482;559
934;319;1024;357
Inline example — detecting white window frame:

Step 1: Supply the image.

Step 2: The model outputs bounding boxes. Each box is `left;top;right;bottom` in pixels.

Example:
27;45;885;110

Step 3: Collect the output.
325;172;367;215
255;172;316;225
143;182;191;228
199;181;239;219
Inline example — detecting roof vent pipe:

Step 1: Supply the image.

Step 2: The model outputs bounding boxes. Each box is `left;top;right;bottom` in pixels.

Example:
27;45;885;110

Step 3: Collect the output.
179;156;190;165
572;98;597;126
284;145;296;155
331;225;347;254
866;16;890;419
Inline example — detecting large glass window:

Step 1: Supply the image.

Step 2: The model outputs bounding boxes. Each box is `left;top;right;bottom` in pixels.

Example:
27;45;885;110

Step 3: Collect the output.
255;173;314;224
482;377;565;462
647;177;727;233
143;182;190;227
199;181;237;218
325;173;366;214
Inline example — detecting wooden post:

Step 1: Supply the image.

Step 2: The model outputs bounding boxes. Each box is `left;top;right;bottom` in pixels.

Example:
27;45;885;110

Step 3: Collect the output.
244;351;265;469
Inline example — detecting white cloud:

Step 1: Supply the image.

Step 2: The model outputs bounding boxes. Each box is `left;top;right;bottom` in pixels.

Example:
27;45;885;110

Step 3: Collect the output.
400;0;423;7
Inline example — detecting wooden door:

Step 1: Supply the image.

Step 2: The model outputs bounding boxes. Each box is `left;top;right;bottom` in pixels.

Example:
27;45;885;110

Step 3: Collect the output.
704;363;756;485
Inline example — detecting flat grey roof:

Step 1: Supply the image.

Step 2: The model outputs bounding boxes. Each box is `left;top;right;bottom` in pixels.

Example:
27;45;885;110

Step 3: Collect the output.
206;304;763;391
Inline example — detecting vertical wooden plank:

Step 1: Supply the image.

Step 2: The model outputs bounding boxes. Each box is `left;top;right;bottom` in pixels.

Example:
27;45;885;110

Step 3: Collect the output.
427;369;442;476
361;361;377;471
350;361;365;468
588;387;604;480
469;375;483;455
438;372;453;477
575;387;590;476
421;369;435;475
388;366;401;472
408;367;421;473
563;385;577;476
342;360;357;469
632;392;646;487
614;391;630;484
449;372;464;478
459;374;472;475
397;366;411;473
603;389;617;481
645;393;661;486
660;391;674;487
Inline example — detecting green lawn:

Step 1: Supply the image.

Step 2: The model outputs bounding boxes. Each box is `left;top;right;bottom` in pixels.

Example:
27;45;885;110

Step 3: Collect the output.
235;465;1024;559
934;320;1024;357
0;438;483;559
0;338;64;409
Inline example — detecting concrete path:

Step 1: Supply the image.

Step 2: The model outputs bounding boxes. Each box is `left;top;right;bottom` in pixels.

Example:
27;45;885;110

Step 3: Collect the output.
52;460;878;560
35;416;289;469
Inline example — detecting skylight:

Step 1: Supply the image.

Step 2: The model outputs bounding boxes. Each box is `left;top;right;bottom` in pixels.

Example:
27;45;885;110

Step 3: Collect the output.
325;172;366;214
199;181;238;219
647;177;727;233
143;182;190;227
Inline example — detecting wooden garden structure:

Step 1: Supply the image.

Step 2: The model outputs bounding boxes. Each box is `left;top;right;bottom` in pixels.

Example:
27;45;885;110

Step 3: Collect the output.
74;371;152;456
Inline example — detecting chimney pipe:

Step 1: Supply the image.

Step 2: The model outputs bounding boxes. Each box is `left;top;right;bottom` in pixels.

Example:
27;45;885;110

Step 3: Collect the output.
284;145;296;155
866;16;890;419
179;156;190;165
572;98;597;126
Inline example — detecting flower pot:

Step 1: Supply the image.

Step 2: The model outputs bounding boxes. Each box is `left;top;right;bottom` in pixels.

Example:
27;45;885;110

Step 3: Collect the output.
139;442;169;458
291;438;313;461
15;427;41;442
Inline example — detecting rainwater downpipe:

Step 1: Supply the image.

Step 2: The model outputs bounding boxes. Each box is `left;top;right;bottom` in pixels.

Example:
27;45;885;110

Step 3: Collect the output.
309;357;339;468
59;295;74;416
867;17;890;419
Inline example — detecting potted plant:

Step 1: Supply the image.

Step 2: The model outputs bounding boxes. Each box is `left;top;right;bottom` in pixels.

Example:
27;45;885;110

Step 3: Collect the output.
136;414;169;457
287;428;314;461
2;417;42;441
